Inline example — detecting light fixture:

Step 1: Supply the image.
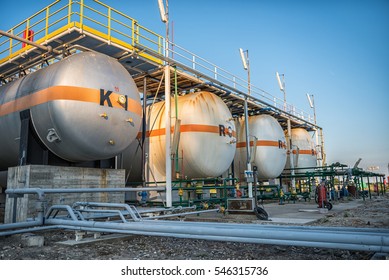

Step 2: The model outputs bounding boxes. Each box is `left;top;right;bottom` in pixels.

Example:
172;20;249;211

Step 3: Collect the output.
239;48;248;70
158;0;167;23
276;72;284;91
306;93;314;108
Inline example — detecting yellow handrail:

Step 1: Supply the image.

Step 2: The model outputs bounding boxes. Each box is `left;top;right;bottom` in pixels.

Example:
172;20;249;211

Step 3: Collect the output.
0;0;163;67
68;0;72;25
107;7;111;41
7;0;61;32
111;17;132;30
45;6;50;37
93;0;137;23
29;17;46;31
49;4;70;20
80;0;84;27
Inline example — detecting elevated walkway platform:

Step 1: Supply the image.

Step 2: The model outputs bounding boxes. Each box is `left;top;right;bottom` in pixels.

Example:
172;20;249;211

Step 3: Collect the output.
0;0;321;132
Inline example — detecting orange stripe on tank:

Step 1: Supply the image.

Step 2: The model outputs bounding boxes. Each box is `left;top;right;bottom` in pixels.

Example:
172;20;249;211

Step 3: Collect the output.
236;140;286;149
136;124;236;138
0;85;142;117
292;149;317;155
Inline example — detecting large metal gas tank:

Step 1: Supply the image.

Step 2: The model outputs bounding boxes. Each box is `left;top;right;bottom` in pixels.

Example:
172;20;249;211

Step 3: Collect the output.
0;52;142;169
125;91;236;180
285;128;317;170
234;114;287;180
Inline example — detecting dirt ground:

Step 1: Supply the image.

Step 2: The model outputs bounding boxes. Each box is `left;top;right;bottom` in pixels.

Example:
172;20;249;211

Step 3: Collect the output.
0;195;388;260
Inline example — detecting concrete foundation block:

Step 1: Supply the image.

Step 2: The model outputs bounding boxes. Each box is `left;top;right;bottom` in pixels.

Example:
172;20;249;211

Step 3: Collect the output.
75;231;86;241
5;165;125;223
21;233;45;247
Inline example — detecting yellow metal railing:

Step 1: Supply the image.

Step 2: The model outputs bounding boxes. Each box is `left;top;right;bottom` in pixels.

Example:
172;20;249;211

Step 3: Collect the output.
0;0;316;124
0;0;163;66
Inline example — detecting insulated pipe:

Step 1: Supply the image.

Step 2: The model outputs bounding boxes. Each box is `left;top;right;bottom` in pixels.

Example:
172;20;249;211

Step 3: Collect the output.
45;205;79;221
0;30;61;55
2;218;387;253
138;206;196;213
0;204;45;233
68;206;197;221
0;220;43;231
5;187;165;197
46;206;199;222
69;208;219;221
48;201;389;235
45;219;389;253
72;205;195;214
46;201;385;233
44;218;389;249
74;209;129;223
43;203;389;238
56;225;389;253
55;224;389;253
47;203;141;222
142;208;219;220
71;202;214;221
73;202;142;221
72;202;134;208
1;206;387;252
145;219;389;234
143;223;387;246
0;226;61;237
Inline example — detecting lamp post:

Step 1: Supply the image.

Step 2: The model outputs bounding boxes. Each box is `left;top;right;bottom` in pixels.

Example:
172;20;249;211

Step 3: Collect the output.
239;48;251;95
158;0;172;207
276;72;286;111
306;93;316;124
239;48;253;198
276;71;295;191
307;93;320;167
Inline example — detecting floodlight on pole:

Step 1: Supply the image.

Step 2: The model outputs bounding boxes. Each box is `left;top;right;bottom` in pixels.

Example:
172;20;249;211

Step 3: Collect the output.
238;47;253;197
276;72;284;91
306;93;316;124
238;48;250;95
239;48;248;70
158;0;167;22
306;92;320;166
276;72;286;111
306;93;314;108
157;0;172;207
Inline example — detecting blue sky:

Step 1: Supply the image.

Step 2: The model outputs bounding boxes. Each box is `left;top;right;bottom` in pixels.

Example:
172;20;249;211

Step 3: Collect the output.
1;0;388;177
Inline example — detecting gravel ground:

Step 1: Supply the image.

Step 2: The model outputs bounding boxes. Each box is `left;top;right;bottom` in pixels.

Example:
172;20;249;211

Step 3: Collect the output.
0;195;388;260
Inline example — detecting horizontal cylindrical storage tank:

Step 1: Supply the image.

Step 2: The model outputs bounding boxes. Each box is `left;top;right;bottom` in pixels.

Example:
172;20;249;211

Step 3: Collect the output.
285;128;317;170
234;114;287;180
0;52;142;170
124;91;236;180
